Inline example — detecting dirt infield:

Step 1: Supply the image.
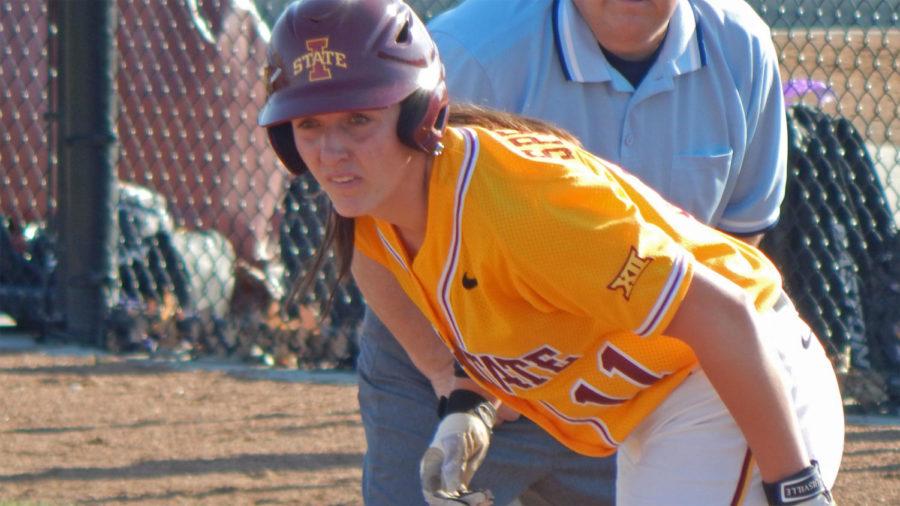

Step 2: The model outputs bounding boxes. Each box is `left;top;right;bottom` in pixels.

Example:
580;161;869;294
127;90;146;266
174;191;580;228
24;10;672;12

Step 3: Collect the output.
0;339;363;506
0;336;898;506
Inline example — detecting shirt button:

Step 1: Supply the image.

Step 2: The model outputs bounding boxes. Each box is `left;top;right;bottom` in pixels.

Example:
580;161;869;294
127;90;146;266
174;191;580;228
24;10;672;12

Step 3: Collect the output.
624;134;634;146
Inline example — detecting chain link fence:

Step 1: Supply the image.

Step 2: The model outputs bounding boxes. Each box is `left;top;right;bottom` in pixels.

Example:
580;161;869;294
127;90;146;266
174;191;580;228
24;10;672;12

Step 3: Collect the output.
1;1;54;330
1;1;898;402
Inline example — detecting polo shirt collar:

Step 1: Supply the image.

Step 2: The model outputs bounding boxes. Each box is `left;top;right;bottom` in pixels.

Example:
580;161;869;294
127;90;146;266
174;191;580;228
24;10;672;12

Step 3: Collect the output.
553;0;707;85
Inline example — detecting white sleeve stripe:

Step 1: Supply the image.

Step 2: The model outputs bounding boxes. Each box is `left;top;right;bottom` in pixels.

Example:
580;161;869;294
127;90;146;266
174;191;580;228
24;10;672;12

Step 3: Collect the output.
635;253;689;337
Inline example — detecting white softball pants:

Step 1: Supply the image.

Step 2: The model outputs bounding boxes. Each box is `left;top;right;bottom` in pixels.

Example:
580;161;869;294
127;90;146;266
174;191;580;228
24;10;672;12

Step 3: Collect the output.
615;297;845;505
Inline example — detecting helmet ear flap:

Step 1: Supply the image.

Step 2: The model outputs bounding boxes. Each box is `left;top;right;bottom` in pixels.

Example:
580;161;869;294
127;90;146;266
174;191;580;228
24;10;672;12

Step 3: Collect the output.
398;85;449;155
268;123;308;175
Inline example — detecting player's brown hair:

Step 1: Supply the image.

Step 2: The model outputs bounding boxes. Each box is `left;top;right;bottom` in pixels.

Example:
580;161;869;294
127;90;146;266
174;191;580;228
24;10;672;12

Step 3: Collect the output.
284;103;582;319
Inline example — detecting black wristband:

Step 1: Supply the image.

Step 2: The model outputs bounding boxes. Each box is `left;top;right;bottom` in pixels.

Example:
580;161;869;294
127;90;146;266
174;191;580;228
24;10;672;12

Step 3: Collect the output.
437;389;497;429
445;389;489;414
763;461;831;505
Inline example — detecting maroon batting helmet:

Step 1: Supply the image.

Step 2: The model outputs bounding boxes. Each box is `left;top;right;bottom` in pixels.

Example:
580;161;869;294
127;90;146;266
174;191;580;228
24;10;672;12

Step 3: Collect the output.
258;0;449;175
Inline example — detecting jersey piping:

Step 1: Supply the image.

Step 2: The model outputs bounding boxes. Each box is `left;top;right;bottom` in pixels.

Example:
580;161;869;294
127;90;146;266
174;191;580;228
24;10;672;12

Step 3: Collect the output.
375;226;410;274
437;127;480;351
541;399;619;448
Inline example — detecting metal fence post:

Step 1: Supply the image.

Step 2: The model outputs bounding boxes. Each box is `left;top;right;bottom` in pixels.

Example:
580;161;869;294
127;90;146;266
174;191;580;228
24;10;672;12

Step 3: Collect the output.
51;0;118;346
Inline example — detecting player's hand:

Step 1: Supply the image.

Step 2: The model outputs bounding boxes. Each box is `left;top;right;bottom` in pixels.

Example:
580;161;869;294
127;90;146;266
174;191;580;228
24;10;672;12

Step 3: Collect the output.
420;390;496;506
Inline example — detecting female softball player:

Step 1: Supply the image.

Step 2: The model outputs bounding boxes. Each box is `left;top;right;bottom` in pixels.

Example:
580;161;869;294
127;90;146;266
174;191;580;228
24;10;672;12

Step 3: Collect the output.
258;1;844;504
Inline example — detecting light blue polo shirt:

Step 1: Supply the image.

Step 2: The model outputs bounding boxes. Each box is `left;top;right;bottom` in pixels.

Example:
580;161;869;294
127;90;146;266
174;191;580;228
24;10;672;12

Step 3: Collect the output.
428;0;787;234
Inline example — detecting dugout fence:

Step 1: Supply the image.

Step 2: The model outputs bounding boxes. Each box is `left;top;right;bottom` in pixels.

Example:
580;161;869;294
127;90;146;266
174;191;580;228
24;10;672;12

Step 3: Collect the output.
1;0;898;406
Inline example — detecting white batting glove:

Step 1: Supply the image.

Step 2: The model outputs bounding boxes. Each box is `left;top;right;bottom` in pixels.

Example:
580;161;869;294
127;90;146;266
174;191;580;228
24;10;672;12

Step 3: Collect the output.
418;485;493;506
420;390;496;506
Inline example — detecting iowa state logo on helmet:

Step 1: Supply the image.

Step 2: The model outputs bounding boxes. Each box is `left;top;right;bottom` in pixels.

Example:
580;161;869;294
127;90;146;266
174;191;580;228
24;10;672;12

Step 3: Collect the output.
608;246;653;300
292;37;348;81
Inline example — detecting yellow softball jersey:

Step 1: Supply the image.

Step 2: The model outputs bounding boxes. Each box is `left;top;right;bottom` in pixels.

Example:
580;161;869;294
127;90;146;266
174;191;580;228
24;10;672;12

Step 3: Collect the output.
354;126;783;457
